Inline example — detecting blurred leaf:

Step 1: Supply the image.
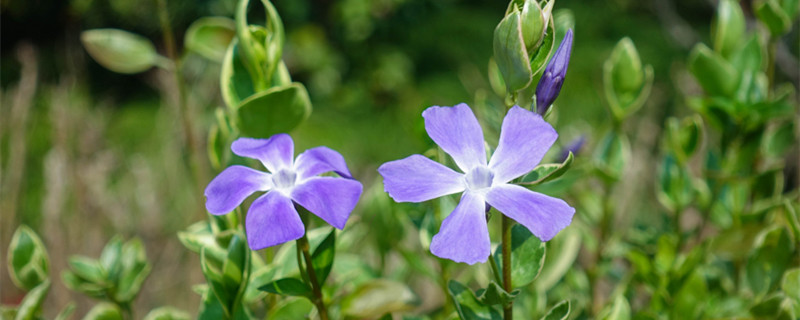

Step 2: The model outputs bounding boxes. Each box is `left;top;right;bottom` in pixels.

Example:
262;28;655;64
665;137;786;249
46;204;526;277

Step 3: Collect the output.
68;256;106;284
142;307;191;320
343;279;417;318
99;236;123;284
656;154;695;212
598;295;630;320
754;0;792;36
493;224;546;287
311;229;336;285
267;298;314;320
82;303;123;320
712;0;745;58
62;270;109;298
258;278;311;297
604;38;653;121
750;294;785;317
115;238;151;303
8;225;50;291
447;280;502;320
54;303;76;320
195;285;225;320
235;83;312;138
1;307;16;320
81;29;161;74
594;132;630;182
671;269;708;319
783;268;800;302
493;9;533;92
763;121;796;158
475;282;518;307
540;300;570;320
654;235;677;276
13;279;50;320
520;152;573;185
185;17;236;61
688;43;738;97
747;227;795;297
536;226;581;290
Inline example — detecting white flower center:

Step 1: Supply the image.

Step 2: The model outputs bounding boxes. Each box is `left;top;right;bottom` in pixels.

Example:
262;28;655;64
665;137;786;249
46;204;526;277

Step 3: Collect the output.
272;169;297;190
464;166;494;192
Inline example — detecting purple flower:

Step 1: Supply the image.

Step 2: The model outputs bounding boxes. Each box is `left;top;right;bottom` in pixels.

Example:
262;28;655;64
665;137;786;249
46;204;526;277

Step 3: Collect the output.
378;104;575;264
535;29;573;116
205;134;363;250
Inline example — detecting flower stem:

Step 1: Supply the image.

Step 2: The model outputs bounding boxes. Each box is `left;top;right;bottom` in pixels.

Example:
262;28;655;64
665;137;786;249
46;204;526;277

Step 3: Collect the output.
501;215;513;320
297;211;329;320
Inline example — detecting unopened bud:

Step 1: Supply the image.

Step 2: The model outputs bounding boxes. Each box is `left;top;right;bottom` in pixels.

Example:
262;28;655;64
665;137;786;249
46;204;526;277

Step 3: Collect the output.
535;29;573;115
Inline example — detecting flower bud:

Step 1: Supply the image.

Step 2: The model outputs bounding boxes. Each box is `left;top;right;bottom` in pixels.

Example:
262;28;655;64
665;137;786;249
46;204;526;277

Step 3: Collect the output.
521;0;546;54
535;29;573;116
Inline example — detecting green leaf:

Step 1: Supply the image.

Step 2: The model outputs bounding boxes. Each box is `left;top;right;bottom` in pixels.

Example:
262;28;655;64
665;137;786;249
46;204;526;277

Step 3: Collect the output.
656;154;695;212
61;270;110;298
7;225;50;291
671;269;708;319
81;29;161;74
258;278;312;297
519;152;573;185
185;17;236;61
142;307;191;320
782;268;800;302
220;39;256;109
196;285;226;320
200;248;232;317
311;229;336;285
115;238;151;303
528;19;555;77
712;0;745;58
747;227;795;297
754;0;792;36
598;295;630;320
654;235;677;276
763;121;796;158
493;224;547;288
342;279;417;318
99;236;124;284
221;234;247;291
447;280;502;320
235;83;312;138
604;38;653;121
475;282;518;307
68;256;106;284
688;43;739;97
493;9;533;92
13;279;50;320
750;294;785;317
540;300;570;320
54;303;76;320
82;303;123;320
267;298;314;320
594;132;630;182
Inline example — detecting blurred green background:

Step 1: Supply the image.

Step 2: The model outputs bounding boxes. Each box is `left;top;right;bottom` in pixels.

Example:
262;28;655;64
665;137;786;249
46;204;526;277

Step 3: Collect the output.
1;0;798;316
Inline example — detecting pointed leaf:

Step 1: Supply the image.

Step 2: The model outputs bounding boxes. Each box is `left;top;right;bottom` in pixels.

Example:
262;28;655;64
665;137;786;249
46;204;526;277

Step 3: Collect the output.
235;83;311;138
8;225;50;291
13;279;50;320
81;29;160;74
258;278;312;297
519;152;573;185
311;229;336;285
448;280;502;320
475;281;518;307
540;300;570;320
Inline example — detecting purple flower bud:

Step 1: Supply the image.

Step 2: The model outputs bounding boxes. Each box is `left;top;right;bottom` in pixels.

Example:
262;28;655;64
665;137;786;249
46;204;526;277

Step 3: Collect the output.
558;135;585;162
535;29;574;116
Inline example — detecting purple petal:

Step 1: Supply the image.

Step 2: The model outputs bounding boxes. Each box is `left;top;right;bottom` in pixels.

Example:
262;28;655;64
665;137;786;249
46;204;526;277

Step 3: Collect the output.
430;192;490;264
488;106;557;184
378;154;465;203
294;146;353;180
486;184;574;241
205;165;271;215
422;104;487;172
231;135;294;172
291;177;362;229
246;191;305;250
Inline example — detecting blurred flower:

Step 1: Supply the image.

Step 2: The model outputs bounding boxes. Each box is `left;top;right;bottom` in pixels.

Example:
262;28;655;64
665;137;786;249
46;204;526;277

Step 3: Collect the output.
378;104;575;264
205;135;362;250
535;29;574;116
558;135;585;162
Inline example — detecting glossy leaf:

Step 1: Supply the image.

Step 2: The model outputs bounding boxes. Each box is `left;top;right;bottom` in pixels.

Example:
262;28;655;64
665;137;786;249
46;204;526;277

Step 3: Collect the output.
311;229;336;285
235;83;312;138
99;236;123;283
8;225;50;291
447;280;502;320
185;17;236;61
493;224;547;288
81;29;160;74
493;9;533;92
540;300;570;320
258;278;311;297
220;39;256;109
342;279;417;318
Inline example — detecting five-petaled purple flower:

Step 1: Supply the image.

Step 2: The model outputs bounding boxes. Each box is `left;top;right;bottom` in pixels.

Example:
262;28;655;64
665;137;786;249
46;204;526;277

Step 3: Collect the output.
205;134;362;250
378;104;575;264
535;29;573;116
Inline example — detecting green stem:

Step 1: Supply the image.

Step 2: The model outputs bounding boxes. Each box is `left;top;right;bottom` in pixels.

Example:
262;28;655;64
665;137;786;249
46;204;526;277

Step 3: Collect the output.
297;212;329;320
766;36;776;97
501;215;513;320
488;249;503;285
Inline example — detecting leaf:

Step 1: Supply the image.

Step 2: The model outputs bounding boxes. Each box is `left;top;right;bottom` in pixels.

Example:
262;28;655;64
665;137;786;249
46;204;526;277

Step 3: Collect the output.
656;154;695;212
196;285;226;320
493;224;547;288
493;9;533;92
475;282;518;307
783;268;800;302
13;280;50;320
185;17;236;61
750;294;785;317
235;83;312;138
81;29;161;74
82;303;123;320
99;236;124;284
115;238;151;303
311;229;336;285
7;225;50;291
447;280;502;320
747;227;795;297
520;152;573;185
712;0;745;58
142;307;191;320
54;303;76;320
220;39;256;109
671;269;708;319
594;132;630;182
267;298;314;320
258;278;311;297
342;279;417;318
529;20;555;77
540;300;570;320
599;295;630;320
763;121;796;158
68;256;106;284
221;234;247;291
536;227;581;290
61;270;110;298
200;248;232;317
687;43;739;97
754;0;792;36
